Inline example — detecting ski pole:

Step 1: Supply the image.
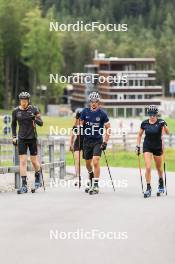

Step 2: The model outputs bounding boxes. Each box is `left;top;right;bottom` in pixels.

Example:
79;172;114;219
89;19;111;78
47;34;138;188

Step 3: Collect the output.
164;161;167;195
40;166;45;192
37;142;45;192
162;134;167;196
71;149;80;187
138;155;144;194
32;119;45;192
71;149;78;178
103;150;115;192
78;118;81;188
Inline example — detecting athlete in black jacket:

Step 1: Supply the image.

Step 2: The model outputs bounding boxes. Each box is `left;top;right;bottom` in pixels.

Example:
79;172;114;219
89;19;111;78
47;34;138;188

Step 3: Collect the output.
136;105;170;198
11;92;43;194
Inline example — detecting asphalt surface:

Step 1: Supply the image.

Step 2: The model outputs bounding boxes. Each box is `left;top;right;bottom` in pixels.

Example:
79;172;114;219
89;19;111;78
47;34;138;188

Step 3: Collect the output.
0;166;175;264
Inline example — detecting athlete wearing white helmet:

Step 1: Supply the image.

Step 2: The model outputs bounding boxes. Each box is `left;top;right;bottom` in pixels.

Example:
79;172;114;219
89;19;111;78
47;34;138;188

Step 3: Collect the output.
88;91;101;102
80;91;111;195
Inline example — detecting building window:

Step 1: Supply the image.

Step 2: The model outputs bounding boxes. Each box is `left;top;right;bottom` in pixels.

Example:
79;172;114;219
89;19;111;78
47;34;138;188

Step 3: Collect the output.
128;95;135;99
138;95;143;99
112;94;118;99
129;80;133;86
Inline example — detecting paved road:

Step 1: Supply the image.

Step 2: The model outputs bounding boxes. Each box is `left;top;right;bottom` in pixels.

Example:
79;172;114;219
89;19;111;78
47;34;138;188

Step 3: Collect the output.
0;167;175;264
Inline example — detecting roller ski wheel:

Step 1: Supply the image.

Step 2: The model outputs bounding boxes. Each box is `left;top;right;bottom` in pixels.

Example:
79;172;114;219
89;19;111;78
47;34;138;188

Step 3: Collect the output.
31;183;42;193
157;187;164;197
17;186;28;194
144;189;151;198
89;186;99;195
31;188;36;193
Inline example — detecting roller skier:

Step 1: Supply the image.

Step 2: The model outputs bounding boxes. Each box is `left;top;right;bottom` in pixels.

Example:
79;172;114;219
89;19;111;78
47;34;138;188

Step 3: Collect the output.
80;92;111;195
136;105;170;198
11;92;44;194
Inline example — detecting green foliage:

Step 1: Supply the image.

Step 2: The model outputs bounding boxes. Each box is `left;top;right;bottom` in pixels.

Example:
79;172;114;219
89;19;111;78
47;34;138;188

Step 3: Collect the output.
0;39;3;108
21;7;63;102
0;0;175;108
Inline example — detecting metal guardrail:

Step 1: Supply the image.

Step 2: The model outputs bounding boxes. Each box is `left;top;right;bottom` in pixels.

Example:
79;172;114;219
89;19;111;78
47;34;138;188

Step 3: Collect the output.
0;138;66;189
58;133;175;151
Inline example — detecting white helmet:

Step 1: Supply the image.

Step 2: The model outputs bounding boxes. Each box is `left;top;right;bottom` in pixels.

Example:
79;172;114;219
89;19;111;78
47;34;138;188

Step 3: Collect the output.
147;105;158;115
88;92;100;102
19;92;31;100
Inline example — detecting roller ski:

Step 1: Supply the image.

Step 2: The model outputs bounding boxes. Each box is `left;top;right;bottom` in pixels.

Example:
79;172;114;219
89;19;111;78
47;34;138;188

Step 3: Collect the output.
17;176;28;194
31;170;42;193
157;178;164;197
144;185;151;198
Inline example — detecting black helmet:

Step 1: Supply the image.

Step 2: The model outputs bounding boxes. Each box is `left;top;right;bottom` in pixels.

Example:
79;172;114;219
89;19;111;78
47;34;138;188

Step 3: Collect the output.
19;92;30;100
147;105;158;116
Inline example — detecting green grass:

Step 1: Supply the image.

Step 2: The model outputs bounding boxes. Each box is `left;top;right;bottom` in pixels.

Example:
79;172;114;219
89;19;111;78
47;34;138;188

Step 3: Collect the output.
37;116;73;135
164;118;175;133
66;148;175;172
1;149;175;172
0;114;73;136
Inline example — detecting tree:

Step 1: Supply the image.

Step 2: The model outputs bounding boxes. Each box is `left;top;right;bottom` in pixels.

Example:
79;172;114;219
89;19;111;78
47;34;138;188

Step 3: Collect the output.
21;7;63;107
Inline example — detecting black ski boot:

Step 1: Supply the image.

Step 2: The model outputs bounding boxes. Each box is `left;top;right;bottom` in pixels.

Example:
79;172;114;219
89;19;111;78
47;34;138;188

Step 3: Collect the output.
34;170;42;190
89;179;99;195
144;184;151;198
17;176;28;194
157;177;165;196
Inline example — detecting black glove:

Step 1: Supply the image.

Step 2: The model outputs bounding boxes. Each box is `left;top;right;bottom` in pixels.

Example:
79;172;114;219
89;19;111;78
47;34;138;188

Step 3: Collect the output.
28;111;35;120
76;111;81;119
135;145;140;156
159;120;167;127
101;142;107;151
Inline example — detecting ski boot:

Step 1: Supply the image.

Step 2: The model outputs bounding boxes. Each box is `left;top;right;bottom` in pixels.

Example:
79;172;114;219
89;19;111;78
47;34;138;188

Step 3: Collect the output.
144;185;151;198
34;170;42;190
157;178;164;196
17;185;28;194
85;181;90;193
85;171;94;193
89;185;99;195
17;176;28;194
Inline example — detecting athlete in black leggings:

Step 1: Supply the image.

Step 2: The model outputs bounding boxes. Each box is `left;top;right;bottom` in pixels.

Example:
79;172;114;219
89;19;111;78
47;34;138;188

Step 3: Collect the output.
11;92;43;194
136;105;170;198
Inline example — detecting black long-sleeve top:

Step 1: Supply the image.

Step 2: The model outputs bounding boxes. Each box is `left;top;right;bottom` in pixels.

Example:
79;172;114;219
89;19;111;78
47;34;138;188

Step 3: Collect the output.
11;105;43;139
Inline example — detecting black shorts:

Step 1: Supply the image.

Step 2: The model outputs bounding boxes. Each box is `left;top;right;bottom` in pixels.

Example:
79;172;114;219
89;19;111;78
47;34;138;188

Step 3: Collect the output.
73;137;84;152
18;138;38;156
143;147;163;156
83;139;102;160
